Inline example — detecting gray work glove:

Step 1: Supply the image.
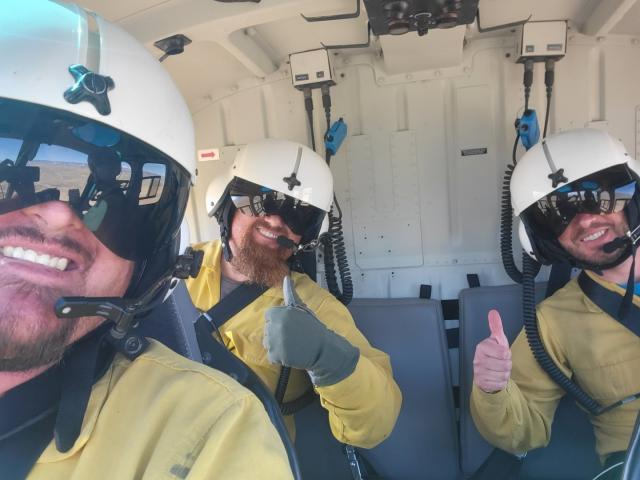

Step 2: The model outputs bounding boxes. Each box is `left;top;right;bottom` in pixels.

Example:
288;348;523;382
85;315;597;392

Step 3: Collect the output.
263;276;360;387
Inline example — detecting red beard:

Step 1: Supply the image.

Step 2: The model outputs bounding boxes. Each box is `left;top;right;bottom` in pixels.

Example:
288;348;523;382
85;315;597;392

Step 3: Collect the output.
230;223;293;287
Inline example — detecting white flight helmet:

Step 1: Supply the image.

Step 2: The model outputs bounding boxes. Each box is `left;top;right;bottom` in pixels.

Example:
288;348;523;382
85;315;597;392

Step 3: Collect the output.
205;166;233;217
208;139;333;260
0;0;195;297
511;128;640;269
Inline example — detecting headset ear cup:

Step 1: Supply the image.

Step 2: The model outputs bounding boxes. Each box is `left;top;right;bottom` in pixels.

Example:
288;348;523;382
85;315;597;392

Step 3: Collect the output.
518;219;541;262
216;194;236;262
299;211;327;245
519;217;568;267
625;187;640;235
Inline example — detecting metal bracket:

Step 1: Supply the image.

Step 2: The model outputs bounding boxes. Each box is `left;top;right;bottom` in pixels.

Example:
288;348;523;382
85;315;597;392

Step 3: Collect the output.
173;247;204;279
302;0;360;22
476;9;531;34
322;22;371;50
154;34;192;63
344;445;365;480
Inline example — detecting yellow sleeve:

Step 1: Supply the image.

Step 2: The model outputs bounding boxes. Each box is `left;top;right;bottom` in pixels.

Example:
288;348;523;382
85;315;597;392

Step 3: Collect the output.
470;309;567;454
187;393;294;479
313;297;403;449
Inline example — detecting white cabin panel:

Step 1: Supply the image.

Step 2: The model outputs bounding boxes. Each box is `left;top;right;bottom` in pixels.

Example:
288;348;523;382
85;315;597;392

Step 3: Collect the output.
186;33;640;298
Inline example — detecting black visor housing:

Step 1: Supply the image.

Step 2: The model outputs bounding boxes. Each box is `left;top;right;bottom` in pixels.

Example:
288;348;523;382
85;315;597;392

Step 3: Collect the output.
523;164;638;240
228;177;325;242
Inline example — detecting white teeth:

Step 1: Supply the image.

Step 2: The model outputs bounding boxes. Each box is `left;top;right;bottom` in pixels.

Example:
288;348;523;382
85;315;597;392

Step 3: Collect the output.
36;253;50;266
258;227;278;239
23;249;37;263
583;230;606;242
1;246;70;270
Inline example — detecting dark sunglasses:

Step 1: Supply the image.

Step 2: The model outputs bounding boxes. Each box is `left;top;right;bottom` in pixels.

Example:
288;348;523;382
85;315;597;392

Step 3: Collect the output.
229;177;325;237
524;164;637;238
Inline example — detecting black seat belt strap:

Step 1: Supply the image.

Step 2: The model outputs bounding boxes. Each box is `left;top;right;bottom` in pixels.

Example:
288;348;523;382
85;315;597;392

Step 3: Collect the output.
199;283;266;331
195;282;317;415
577;272;640;337
546;262;573;298
194;309;304;480
467;273;480;288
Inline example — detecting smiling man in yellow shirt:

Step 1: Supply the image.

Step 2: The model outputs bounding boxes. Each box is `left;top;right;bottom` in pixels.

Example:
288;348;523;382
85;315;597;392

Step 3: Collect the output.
471;129;640;480
187;139;402;448
0;2;293;478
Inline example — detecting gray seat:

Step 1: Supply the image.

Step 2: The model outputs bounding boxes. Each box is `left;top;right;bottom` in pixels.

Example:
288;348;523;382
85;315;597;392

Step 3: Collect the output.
350;298;461;480
458;283;601;479
133;280;202;362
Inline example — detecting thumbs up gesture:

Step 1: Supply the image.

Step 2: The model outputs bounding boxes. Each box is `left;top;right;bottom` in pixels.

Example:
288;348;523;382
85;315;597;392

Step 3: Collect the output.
472;310;512;393
263;275;360;387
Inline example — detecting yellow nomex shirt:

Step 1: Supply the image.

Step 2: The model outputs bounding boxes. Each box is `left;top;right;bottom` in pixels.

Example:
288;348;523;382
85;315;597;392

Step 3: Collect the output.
186;240;402;449
28;340;293;480
471;271;640;461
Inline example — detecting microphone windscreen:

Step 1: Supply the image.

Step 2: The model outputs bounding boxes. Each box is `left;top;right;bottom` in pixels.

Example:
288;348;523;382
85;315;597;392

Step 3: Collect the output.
602;237;626;253
277;235;296;249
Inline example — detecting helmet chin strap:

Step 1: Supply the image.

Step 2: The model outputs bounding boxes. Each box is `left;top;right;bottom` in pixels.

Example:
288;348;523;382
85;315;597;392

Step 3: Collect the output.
54;247;203;357
619;244;637;320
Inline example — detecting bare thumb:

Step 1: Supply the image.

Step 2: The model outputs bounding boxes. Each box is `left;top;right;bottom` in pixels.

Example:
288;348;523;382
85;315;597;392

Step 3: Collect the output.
488;309;509;347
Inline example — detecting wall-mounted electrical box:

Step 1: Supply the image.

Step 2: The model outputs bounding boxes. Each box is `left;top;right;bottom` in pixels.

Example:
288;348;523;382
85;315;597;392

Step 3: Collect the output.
289;48;335;90
515;20;567;63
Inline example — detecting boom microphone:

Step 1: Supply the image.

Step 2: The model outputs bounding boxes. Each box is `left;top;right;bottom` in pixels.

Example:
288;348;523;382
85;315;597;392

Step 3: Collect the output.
277;235;297;249
603;236;627;253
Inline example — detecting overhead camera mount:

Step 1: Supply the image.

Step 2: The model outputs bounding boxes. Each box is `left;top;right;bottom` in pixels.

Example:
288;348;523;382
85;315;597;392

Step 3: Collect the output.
363;0;479;37
153;34;192;63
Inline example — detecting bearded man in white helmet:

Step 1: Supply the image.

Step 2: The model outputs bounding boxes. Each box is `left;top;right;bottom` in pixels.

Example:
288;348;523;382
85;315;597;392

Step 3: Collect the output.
471;128;640;479
187;139;402;448
0;1;294;478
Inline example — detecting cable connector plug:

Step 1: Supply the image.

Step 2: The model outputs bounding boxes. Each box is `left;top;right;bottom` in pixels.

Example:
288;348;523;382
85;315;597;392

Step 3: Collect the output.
544;58;555;95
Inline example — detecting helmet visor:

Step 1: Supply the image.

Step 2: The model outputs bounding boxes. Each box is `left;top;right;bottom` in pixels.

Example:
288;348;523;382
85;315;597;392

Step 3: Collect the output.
523;164;637;238
229;177;325;238
0;98;191;262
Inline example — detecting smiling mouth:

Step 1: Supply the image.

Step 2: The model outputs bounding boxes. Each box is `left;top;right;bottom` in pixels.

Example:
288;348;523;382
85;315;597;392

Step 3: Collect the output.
2;246;70;271
581;229;607;243
256;226;281;240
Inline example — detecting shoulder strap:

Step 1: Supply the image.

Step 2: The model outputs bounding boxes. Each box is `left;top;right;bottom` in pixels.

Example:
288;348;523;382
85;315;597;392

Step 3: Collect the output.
546;262;573;298
193;311;304;480
280;387;317;415
195;282;318;414
0;408;57;480
577;271;640;337
199;283;267;331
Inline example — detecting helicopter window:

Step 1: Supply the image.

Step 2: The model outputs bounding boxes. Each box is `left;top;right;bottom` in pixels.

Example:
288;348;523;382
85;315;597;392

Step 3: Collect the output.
139;162;166;206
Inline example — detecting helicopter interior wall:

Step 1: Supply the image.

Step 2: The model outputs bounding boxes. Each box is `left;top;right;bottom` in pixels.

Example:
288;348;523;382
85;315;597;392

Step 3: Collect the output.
187;32;640;300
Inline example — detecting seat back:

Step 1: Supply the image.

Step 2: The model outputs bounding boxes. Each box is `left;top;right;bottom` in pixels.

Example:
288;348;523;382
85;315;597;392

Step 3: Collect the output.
133;281;202;362
349;298;461;480
458;283;600;479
